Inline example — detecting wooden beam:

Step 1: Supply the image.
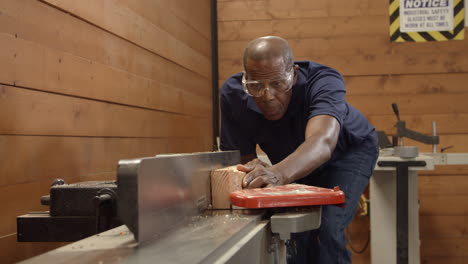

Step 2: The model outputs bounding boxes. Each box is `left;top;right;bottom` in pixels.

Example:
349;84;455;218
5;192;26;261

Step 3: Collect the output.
211;166;245;209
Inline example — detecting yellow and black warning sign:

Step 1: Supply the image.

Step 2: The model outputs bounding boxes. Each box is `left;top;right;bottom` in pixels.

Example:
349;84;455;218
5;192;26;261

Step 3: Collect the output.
390;0;465;42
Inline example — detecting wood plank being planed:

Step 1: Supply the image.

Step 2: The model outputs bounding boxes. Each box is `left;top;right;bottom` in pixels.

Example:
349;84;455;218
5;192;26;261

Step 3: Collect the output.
211;166;246;209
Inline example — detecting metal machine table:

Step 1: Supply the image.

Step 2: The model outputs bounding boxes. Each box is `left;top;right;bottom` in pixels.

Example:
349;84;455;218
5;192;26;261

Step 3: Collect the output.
20;210;276;264
370;152;468;264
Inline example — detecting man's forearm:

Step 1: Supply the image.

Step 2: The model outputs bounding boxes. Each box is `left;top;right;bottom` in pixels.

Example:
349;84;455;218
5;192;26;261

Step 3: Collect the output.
271;115;340;184
272;135;335;183
239;115;340;188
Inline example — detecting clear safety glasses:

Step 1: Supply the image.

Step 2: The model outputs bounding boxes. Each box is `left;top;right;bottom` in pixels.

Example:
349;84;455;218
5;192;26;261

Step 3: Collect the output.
242;67;294;97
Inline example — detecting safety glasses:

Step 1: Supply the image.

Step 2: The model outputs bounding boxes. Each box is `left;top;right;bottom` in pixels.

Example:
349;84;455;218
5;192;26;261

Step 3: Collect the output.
242;67;294;97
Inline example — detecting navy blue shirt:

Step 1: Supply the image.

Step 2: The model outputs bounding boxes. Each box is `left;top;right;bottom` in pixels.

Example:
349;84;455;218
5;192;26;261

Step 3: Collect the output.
220;61;375;167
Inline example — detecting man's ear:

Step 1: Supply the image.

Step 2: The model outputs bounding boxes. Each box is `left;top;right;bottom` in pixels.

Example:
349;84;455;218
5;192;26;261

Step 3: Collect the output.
292;64;299;85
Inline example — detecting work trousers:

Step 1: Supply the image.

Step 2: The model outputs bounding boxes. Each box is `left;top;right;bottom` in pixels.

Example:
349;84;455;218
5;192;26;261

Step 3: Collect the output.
288;134;379;264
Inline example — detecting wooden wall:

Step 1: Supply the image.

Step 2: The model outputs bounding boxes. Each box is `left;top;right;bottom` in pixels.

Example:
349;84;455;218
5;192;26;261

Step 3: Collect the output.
217;0;468;263
0;0;212;262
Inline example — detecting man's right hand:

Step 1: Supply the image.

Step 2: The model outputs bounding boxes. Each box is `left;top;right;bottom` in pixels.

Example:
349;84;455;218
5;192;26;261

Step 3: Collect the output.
237;158;270;173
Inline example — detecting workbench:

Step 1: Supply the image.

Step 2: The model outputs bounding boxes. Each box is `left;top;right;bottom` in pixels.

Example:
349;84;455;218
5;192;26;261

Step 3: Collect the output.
370;151;468;264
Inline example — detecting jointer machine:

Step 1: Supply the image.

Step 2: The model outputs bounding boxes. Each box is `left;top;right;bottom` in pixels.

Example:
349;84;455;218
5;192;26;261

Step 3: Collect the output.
18;151;345;264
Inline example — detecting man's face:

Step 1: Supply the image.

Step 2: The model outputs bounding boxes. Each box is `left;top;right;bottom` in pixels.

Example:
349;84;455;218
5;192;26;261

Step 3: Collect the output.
244;57;296;120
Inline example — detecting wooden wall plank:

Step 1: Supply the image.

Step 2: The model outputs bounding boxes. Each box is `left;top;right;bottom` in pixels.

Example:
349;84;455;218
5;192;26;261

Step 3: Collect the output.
218;16;389;41
1;182;45;236
0;0;211;113
161;0;211;40
419;176;468;195
368;114;468;135
219;16;467;41
220;73;468;99
218;0;386;21
420;195;468;216
400;135;468;153
118;0;211;57
420;256;468;264
218;0;273;21
345;73;468;96
0;235;66;264
310;52;468;76
0;0;214;262
167;138;214;154
217;1;468;264
420;239;468;257
420;216;468;239
79;172;116;182
0;135;211;188
0;33;210;116
219;37;468;60
219;50;468;79
420;166;468;176
348;94;468;116
0;135;173;187
0;0;211;97
41;0;211;77
0;84;211;138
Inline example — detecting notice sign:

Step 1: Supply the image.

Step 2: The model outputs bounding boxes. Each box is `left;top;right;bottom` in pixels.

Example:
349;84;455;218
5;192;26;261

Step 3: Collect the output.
389;0;465;42
400;0;453;32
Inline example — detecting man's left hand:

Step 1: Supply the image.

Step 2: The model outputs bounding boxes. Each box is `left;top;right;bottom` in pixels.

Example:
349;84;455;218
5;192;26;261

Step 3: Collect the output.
241;165;288;188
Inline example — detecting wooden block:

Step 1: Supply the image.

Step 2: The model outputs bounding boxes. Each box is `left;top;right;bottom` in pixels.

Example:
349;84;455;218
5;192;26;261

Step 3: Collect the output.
211;166;246;209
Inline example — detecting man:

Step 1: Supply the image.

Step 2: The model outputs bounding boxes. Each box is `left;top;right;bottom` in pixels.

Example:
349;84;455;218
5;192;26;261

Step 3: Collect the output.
220;36;379;263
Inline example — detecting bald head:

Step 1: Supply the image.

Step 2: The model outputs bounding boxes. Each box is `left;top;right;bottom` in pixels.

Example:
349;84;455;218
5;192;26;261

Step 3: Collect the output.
243;36;294;72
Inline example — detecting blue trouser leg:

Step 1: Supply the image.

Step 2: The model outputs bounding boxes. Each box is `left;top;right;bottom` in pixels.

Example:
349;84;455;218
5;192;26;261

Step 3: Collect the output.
288;139;379;264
